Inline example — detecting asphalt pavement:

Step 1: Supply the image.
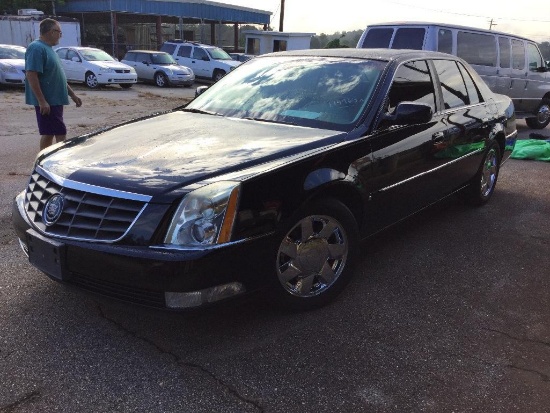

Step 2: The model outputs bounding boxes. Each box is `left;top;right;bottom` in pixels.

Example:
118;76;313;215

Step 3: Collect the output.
0;87;549;412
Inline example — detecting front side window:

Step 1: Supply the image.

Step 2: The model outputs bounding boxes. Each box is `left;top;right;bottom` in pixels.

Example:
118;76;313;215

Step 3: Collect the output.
457;32;496;67
392;28;426;50
151;53;176;65
387;60;436;113
67;50;79;61
193;47;208;60
361;28;393;48
527;43;544;71
433;60;470;109
56;48;68;60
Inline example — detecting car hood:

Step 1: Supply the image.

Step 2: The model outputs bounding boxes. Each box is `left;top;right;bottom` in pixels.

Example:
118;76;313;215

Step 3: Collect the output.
38;111;345;198
220;59;241;69
92;61;133;70
0;58;24;69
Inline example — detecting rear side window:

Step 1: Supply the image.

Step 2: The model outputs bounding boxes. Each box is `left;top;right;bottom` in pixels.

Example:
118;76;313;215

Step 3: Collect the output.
511;39;525;70
391;28;425;49
498;37;511;68
437;29;453;54
177;45;192;58
361;28;393;48
433;60;470;109
387;60;436;113
457;32;496;67
160;43;176;54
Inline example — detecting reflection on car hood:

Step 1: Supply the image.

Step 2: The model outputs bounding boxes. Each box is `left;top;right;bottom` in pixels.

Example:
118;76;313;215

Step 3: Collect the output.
39;111;343;197
93;61;133;70
0;58;24;69
159;64;192;74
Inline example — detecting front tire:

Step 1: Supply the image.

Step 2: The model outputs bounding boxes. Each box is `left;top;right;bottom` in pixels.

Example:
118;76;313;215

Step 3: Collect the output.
272;199;359;311
85;71;99;89
212;69;226;82
526;99;550;129
155;72;169;87
465;141;501;206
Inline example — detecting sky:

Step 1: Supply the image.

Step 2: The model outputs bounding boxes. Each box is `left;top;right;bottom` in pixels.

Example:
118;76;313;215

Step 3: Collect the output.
220;0;550;43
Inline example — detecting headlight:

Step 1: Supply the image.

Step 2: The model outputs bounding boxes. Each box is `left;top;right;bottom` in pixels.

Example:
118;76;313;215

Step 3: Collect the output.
164;182;240;246
99;67;115;73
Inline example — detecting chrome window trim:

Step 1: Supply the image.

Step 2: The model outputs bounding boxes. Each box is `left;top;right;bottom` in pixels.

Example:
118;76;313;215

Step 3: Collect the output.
36;165;152;203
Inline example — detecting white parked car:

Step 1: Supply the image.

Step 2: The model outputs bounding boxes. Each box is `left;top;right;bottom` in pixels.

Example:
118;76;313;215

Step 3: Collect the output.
0;44;26;87
121;50;195;87
55;46;137;89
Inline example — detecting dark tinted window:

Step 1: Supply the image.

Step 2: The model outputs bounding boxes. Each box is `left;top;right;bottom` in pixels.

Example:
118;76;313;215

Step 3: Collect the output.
433;60;469;109
457;62;481;104
387;60;435;113
391;28;425;49
361;28;393;48
457;32;496;67
437;29;453;54
160;43;176;54
136;53;151;63
498;37;511;68
177;45;192;58
123;52;135;61
193;47;208;60
511;39;525;70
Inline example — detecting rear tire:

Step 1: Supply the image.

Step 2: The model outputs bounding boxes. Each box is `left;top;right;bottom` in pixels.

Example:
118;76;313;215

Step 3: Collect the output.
271;198;359;311
465;141;500;206
525;99;550;129
212;69;226;82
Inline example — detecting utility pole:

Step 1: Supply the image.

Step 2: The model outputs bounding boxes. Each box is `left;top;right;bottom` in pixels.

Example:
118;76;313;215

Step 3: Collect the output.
279;0;285;32
488;19;497;30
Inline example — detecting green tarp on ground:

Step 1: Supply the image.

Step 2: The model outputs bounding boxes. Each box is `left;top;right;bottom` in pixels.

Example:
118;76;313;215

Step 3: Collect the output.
511;139;550;161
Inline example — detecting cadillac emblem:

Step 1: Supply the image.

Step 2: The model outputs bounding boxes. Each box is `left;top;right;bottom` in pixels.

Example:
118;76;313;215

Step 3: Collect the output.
43;194;64;226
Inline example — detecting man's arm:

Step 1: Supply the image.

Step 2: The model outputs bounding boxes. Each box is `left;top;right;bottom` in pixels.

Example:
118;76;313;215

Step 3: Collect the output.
25;70;50;115
67;84;82;107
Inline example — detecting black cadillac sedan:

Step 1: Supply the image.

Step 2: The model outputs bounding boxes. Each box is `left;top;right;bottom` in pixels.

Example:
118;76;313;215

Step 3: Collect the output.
12;49;517;311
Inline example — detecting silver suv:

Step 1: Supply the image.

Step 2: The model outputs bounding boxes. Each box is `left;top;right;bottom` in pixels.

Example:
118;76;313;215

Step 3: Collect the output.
160;41;241;82
121;50;194;88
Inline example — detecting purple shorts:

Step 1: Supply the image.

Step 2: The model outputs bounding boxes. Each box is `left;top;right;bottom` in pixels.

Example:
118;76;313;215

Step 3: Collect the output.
35;105;67;136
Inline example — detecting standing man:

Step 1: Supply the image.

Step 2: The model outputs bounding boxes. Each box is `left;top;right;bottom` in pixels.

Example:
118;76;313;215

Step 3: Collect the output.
25;18;82;151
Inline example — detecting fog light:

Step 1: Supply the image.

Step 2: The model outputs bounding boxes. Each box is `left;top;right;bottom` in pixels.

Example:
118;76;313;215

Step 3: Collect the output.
165;282;245;309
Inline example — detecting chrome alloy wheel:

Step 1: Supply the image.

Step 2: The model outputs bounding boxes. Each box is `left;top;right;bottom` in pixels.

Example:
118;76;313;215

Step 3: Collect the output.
480;147;498;198
276;214;348;298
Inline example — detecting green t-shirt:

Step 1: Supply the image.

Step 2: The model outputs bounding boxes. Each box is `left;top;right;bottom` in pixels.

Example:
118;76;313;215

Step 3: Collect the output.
25;39;69;106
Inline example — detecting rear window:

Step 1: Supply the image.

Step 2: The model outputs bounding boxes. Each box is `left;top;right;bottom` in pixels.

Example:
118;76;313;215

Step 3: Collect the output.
391;28;425;50
361;28;393;48
457;32;496;67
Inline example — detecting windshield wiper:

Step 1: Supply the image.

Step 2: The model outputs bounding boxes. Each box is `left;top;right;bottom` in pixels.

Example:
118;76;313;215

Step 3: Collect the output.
180;108;221;116
244;117;297;126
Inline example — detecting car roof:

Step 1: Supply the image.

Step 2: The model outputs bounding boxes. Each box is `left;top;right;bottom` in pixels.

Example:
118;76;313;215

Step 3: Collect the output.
0;44;26;49
126;50;168;54
261;48;461;63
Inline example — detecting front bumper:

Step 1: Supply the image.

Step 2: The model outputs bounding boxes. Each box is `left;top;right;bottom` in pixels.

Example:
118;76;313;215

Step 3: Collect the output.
168;74;195;86
97;73;137;85
12;192;274;310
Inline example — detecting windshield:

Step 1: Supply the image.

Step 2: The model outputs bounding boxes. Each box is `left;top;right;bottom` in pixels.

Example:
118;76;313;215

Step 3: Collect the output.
0;46;25;59
206;47;233;60
187;56;385;131
151;53;176;65
81;49;116;62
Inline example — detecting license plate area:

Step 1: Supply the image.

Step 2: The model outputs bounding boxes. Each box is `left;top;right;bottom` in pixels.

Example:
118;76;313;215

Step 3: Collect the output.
26;229;66;281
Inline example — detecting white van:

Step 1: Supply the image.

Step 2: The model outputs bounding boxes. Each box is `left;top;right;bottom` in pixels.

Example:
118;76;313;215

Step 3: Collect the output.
357;22;550;128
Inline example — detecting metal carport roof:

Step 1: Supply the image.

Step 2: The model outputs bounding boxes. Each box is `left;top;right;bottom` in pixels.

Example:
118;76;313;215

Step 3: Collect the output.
57;0;271;25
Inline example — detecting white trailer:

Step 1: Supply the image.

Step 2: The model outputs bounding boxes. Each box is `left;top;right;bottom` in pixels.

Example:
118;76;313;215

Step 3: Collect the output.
0;15;81;47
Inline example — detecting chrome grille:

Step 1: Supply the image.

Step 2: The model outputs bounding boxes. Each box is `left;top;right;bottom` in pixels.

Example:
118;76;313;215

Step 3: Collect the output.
24;170;147;242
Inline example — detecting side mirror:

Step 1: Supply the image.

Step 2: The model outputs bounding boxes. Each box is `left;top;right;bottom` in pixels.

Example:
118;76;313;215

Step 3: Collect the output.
384;102;433;125
195;85;209;97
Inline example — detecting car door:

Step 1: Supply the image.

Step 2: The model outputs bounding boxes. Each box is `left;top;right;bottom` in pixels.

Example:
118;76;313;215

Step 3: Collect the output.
189;46;211;78
55;47;73;81
64;48;83;81
523;42;549;113
361;59;450;230
509;39;528;112
134;52;153;80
